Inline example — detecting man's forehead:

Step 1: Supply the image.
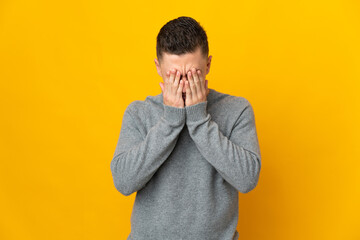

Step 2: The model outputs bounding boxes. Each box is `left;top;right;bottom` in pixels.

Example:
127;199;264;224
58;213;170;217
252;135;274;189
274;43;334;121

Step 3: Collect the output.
161;53;205;70
163;54;198;63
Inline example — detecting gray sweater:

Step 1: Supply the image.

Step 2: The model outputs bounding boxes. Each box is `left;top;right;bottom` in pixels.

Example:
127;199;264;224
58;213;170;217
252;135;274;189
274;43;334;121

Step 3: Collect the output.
110;88;261;240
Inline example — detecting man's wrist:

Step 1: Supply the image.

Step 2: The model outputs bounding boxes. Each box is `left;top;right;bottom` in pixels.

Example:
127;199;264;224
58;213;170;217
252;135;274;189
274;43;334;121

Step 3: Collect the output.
162;104;186;126
185;101;208;122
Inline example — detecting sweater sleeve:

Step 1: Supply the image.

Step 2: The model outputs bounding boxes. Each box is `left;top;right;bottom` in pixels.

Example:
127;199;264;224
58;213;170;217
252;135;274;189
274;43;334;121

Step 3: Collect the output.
185;100;261;193
110;103;186;196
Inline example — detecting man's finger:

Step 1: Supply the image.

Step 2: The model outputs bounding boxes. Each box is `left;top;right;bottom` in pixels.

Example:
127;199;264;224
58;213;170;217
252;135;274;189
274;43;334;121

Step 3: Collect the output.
192;68;200;94
185;80;191;103
169;69;176;84
187;70;197;97
196;69;205;95
177;80;184;99
173;70;181;94
165;71;170;93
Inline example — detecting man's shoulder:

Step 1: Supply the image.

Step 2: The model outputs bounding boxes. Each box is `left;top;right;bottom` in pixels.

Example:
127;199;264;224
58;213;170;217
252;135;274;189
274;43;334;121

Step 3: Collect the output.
125;92;162;116
211;88;251;110
218;91;256;121
126;100;144;112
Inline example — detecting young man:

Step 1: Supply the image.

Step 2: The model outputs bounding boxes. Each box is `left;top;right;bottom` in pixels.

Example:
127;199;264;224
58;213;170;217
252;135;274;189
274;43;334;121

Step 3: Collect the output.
110;16;261;240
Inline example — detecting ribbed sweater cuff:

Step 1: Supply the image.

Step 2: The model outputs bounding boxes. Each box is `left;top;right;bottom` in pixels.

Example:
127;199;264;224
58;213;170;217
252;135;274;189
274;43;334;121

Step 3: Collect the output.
185;101;208;122
162;104;186;125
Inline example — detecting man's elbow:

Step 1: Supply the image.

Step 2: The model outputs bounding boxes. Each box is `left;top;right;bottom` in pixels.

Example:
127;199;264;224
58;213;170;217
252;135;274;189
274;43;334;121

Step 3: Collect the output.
238;161;261;193
238;179;259;194
113;181;135;196
111;171;137;196
110;158;136;196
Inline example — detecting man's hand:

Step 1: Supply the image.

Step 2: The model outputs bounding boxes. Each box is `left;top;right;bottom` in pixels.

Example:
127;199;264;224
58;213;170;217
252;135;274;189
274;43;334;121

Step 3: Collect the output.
159;69;185;108
184;68;209;107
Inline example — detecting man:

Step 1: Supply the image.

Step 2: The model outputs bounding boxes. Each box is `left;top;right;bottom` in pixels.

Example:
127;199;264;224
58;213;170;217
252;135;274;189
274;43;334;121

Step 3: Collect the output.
110;16;261;240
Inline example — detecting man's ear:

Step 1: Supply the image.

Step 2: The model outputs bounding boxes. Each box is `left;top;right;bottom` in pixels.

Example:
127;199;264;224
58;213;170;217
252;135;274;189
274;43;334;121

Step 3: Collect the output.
154;58;162;77
206;55;212;75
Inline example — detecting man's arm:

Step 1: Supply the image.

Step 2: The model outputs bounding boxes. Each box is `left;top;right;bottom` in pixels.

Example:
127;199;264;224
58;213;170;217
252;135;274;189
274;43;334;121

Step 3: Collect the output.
185;100;261;193
110;102;185;196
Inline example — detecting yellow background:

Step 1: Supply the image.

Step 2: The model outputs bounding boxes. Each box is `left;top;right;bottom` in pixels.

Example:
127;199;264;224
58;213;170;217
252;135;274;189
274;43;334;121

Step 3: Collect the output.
1;0;359;239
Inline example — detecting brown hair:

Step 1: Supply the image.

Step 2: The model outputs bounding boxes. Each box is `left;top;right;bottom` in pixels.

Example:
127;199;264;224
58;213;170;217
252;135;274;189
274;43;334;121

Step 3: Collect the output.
156;16;209;64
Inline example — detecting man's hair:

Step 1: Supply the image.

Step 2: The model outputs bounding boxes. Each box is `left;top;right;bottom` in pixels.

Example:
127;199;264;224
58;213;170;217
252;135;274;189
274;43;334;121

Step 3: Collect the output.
156;16;209;63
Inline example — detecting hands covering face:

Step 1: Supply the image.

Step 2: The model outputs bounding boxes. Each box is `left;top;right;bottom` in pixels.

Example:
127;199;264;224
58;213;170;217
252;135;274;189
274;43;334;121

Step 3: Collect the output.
159;69;185;108
184;67;209;107
159;67;209;108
